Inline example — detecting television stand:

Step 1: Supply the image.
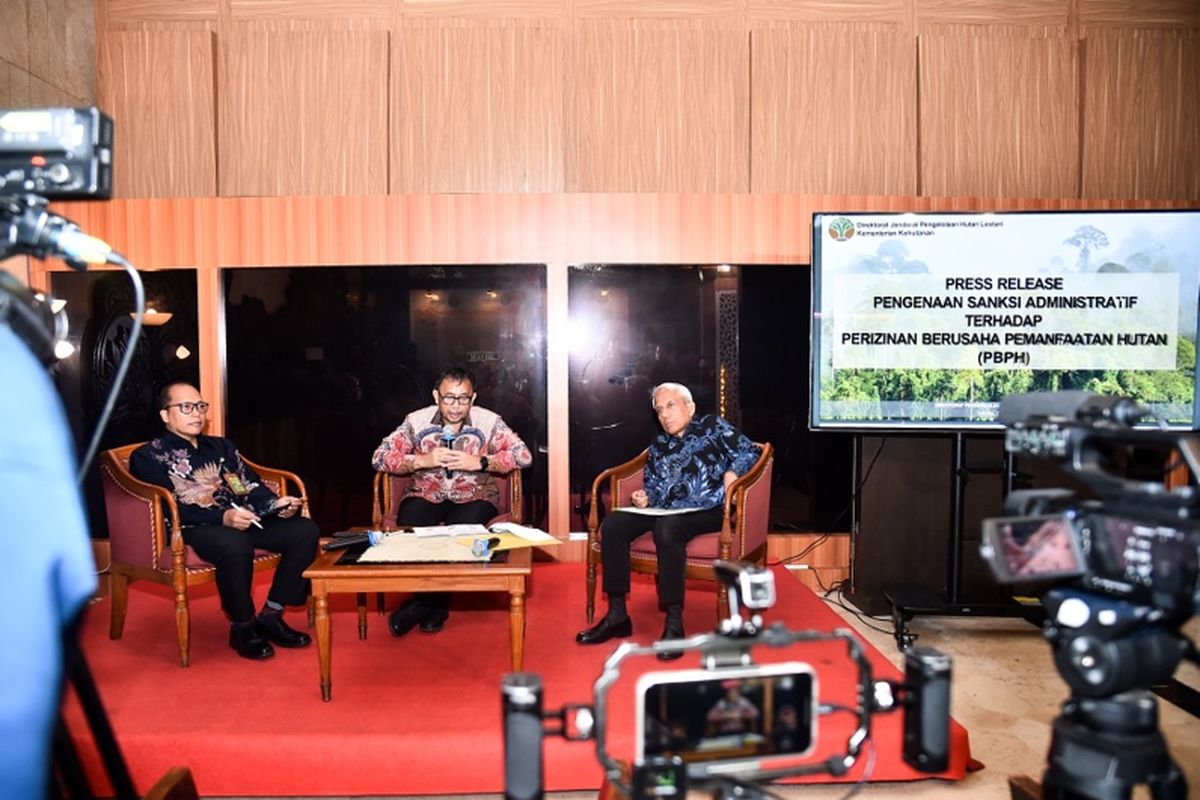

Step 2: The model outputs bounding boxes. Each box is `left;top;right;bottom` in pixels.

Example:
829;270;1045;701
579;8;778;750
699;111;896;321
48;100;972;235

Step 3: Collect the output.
881;582;1038;651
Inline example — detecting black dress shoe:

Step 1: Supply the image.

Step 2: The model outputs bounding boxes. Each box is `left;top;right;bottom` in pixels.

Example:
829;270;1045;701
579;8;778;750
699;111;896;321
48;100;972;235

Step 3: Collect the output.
420;606;450;633
388;598;428;638
576;615;633;645
253;614;312;648
229;625;275;660
656;618;685;661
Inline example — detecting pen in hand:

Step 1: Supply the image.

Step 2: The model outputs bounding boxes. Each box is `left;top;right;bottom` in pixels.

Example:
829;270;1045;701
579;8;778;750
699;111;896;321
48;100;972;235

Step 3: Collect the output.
230;502;263;529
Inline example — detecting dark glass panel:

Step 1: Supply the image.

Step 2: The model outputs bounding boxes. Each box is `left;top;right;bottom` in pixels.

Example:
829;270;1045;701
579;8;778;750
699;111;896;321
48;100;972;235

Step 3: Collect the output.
739;267;854;532
567;264;852;533
567;265;725;525
223;265;547;535
50;268;201;536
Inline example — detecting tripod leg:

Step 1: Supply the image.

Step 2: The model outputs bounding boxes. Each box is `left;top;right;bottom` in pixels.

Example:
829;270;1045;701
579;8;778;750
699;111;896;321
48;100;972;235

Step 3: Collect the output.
1148;756;1188;800
61;627;137;799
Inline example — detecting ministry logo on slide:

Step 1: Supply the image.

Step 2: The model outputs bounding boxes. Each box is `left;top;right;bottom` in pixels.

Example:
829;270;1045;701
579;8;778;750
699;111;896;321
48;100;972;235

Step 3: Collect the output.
828;217;855;241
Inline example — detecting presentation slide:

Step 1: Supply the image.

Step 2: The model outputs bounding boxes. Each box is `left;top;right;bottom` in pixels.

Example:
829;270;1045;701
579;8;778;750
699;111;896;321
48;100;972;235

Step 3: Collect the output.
810;211;1200;430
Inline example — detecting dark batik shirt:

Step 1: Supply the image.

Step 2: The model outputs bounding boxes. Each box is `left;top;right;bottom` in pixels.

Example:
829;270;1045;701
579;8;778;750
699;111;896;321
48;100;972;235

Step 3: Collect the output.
130;432;279;527
643;414;760;510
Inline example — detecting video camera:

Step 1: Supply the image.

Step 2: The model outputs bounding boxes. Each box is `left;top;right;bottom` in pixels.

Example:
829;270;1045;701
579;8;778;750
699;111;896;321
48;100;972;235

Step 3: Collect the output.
1;106;139;480
501;560;953;800
980;390;1200;799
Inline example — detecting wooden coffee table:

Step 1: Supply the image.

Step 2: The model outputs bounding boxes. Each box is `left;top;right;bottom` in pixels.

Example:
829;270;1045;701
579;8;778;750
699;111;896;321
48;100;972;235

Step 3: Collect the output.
303;545;532;701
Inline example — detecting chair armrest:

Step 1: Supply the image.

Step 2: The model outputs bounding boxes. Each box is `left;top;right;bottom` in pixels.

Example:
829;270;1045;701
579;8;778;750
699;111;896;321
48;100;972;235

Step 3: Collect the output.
587;450;648;539
244;457;310;517
720;442;774;543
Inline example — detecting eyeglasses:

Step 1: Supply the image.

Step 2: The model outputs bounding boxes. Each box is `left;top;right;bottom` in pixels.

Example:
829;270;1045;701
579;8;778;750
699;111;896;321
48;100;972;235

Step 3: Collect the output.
439;394;473;406
165;401;210;415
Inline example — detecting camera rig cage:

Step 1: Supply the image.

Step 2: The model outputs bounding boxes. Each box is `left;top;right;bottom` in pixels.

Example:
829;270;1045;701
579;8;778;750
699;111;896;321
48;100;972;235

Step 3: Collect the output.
502;561;952;800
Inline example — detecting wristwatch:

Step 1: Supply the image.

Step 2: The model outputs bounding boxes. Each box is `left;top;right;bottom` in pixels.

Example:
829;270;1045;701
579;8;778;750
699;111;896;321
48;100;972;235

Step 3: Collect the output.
479;455;489;472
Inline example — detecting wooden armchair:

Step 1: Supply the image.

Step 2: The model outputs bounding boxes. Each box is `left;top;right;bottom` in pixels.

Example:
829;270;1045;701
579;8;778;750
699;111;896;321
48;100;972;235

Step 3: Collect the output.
372;468;524;528
100;443;311;667
585;442;774;623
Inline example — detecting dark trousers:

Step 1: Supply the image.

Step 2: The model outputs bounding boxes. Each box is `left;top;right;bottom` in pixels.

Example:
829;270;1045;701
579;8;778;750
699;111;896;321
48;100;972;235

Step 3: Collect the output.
183;515;320;623
395;497;498;610
600;508;725;607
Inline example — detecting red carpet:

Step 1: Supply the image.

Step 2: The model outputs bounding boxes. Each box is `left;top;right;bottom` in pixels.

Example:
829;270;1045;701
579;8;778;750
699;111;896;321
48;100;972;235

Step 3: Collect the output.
65;563;971;796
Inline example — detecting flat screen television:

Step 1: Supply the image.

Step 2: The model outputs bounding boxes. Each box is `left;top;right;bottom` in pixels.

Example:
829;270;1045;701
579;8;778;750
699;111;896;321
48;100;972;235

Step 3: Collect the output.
809;210;1200;431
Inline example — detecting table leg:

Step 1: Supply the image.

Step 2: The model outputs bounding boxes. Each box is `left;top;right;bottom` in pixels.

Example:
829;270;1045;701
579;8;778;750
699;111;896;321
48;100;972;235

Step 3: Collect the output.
314;593;332;701
356;592;367;640
509;584;526;671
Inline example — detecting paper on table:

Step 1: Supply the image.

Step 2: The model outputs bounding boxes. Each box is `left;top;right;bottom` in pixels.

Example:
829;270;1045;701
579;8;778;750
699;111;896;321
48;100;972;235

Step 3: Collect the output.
488;522;556;543
412;523;490;537
614;506;705;516
357;533;486;563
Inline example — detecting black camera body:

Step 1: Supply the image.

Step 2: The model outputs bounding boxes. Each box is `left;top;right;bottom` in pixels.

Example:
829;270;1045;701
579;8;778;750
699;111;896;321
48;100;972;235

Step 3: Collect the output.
0;107;112;199
981;391;1200;798
501;561;953;800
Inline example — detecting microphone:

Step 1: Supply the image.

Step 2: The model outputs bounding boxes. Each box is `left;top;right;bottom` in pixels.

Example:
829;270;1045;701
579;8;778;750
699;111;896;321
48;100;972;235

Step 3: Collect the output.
441;425;457;478
998;391;1147;427
2;195;112;268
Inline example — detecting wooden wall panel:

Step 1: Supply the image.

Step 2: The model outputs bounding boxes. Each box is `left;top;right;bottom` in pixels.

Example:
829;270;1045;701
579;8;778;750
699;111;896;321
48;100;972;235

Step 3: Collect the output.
574;0;738;18
751;25;916;195
218;26;389;197
104;0;219;23
1080;0;1200;28
919;32;1078;198
1081;29;1200;201
392;21;565;193
99;30;218;198
230;0;392;20
398;0;567;17
568;20;749;192
916;0;1069;28
747;1;907;24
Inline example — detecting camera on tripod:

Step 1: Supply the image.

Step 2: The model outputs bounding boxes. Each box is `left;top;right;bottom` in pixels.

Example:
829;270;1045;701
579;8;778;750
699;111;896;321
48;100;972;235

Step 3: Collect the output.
502;560;954;800
1;107;116;365
981;390;1200;799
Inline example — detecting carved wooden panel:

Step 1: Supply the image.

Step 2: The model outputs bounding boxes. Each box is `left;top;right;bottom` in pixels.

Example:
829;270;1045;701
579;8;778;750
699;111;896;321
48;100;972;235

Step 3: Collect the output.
1081;29;1200;201
218;26;389;196
392;20;565;192
919;31;1078;198
568;20;750;192
751;25;916;195
99;30;218;198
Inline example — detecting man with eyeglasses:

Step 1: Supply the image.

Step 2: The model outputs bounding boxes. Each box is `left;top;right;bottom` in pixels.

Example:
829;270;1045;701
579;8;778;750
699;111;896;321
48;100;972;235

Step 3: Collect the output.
130;382;320;660
576;382;760;660
371;366;533;636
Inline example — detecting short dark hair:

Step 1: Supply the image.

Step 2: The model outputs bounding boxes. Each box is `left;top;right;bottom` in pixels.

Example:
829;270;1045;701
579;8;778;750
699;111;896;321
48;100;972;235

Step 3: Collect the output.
435;366;475;393
157;382;196;410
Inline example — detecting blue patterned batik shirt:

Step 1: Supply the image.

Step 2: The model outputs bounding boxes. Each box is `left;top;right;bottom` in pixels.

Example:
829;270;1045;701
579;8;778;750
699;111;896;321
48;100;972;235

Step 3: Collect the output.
643;414;760;510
